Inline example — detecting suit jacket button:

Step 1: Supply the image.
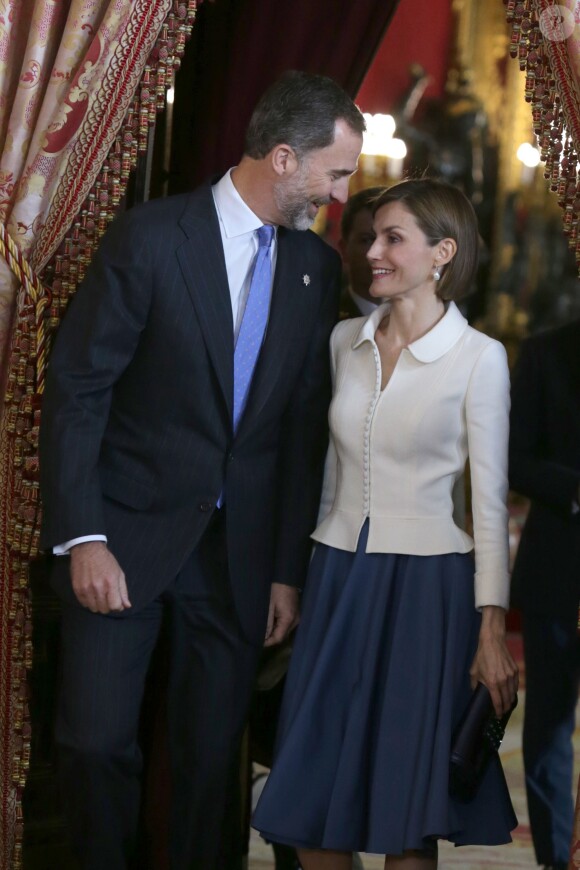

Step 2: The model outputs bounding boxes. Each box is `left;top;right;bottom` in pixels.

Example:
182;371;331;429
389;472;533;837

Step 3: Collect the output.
199;501;212;512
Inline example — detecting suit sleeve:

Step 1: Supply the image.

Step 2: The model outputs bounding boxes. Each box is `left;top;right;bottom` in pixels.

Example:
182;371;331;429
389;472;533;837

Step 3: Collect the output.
509;338;580;511
39;211;153;548
465;341;511;610
273;251;342;588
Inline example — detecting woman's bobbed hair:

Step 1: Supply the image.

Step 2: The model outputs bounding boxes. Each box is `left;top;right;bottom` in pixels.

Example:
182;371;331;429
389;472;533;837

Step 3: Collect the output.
372;178;479;301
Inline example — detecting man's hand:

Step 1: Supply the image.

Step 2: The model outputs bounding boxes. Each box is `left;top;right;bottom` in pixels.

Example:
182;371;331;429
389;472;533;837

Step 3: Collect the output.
264;583;300;647
70;541;131;614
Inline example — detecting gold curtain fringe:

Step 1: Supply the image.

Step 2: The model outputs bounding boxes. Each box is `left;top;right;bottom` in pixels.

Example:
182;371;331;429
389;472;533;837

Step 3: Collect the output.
4;0;198;563
505;0;580;268
0;2;198;866
0;224;51;400
44;0;198;324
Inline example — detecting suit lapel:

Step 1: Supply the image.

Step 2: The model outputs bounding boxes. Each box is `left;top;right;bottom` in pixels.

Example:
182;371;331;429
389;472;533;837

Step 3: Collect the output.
176;186;234;422
176;192;319;433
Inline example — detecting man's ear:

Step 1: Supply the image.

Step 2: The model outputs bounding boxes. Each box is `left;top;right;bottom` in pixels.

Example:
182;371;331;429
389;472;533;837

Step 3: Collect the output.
271;143;299;178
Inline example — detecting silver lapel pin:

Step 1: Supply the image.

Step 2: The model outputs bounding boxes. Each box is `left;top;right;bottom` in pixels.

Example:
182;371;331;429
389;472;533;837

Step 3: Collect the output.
302;274;310;286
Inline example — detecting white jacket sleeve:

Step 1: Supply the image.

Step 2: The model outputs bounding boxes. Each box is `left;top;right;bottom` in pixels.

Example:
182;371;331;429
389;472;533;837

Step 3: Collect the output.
465;340;511;610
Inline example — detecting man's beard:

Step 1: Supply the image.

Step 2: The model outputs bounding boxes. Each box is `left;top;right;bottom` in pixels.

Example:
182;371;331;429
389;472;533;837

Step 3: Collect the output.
273;167;330;231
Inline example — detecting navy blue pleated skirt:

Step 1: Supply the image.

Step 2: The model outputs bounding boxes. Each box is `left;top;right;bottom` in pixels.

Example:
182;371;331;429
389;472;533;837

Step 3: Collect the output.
252;521;517;855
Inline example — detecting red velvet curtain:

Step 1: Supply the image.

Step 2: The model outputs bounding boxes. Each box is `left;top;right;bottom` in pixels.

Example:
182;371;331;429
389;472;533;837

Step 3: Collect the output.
170;0;401;192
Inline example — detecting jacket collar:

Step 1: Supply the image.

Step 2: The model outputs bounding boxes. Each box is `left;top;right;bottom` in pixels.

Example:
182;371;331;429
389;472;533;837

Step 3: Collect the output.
352;300;468;363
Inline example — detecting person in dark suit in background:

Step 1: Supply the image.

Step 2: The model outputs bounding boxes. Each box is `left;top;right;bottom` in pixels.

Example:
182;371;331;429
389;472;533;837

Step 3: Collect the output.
39;71;364;870
337;185;385;319
509;320;580;870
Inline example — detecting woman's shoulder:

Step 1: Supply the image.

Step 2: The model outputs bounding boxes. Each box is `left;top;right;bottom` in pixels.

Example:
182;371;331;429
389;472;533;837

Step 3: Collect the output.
330;315;366;348
462;325;508;363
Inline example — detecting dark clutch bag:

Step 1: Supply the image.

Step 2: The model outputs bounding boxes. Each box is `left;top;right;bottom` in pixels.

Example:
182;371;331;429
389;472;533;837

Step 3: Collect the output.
449;682;517;801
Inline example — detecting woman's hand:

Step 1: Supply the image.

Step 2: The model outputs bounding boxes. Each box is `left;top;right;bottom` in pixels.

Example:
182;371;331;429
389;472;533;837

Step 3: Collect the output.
469;605;519;717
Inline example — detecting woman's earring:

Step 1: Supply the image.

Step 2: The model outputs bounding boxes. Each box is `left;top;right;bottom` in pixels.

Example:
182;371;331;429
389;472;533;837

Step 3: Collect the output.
433;264;441;281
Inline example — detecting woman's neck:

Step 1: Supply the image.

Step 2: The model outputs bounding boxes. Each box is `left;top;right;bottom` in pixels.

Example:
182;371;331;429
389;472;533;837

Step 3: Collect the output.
378;295;446;347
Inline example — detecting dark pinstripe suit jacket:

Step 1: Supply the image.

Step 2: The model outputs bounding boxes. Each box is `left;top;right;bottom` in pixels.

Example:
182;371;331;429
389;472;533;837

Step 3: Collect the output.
39;183;342;642
509;320;580;619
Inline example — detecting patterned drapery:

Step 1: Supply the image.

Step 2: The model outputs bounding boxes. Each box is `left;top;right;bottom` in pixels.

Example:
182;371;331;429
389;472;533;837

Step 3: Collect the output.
0;2;197;866
505;0;580;269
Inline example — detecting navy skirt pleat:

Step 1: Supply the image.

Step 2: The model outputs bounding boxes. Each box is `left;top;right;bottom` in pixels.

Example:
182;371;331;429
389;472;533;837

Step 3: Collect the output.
252;521;517;854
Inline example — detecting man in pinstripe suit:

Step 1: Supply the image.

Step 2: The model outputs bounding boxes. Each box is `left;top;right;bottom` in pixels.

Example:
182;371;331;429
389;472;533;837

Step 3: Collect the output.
39;71;364;869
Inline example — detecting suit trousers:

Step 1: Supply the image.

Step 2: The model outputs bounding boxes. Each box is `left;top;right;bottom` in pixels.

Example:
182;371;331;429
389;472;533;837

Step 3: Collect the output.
522;610;580;866
53;509;263;870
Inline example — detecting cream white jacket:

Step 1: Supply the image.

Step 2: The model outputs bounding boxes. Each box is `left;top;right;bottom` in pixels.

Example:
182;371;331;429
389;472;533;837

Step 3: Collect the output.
313;301;511;610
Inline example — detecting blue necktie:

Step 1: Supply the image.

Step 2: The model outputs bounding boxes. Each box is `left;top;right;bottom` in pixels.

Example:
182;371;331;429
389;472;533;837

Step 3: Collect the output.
233;224;275;432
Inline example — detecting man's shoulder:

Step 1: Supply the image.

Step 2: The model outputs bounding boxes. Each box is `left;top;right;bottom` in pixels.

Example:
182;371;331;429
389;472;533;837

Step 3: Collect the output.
285;227;341;266
521;319;580;368
102;186;216;249
124;186;211;224
526;318;580;349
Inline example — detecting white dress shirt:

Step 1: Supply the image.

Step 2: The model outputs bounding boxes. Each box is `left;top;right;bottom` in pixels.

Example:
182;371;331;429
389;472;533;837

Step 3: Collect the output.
55;169;276;554
314;301;511;610
212;168;278;339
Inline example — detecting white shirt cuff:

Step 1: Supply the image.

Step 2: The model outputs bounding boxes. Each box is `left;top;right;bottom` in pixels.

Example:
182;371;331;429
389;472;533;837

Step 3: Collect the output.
53;535;107;555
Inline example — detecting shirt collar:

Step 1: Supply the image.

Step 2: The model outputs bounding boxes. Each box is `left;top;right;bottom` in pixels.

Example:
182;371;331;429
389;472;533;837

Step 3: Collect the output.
212;168;271;239
352;300;468;362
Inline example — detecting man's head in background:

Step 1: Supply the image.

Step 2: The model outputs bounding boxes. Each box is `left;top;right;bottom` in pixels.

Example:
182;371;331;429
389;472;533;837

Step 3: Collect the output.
339;186;386;303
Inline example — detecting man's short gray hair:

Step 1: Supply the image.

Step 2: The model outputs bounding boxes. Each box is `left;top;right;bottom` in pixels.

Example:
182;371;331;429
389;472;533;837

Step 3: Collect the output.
244;70;365;161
